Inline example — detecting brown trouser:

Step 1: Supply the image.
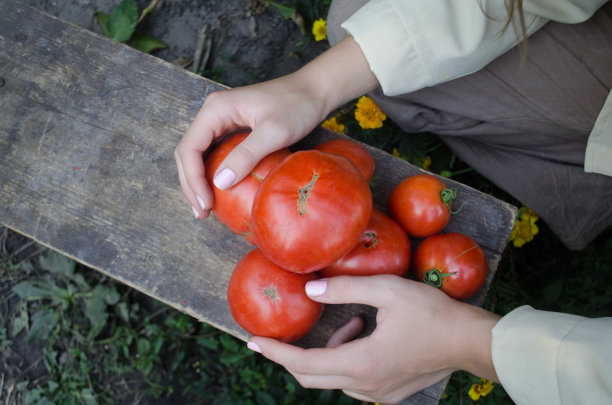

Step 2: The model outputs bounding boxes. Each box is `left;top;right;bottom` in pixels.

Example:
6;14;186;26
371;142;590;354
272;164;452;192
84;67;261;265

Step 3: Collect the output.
328;0;612;249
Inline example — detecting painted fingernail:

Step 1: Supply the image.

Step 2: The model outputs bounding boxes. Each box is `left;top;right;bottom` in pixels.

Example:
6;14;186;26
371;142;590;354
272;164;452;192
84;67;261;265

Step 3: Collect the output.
247;341;261;353
192;205;199;219
305;279;327;297
196;195;206;210
213;168;236;190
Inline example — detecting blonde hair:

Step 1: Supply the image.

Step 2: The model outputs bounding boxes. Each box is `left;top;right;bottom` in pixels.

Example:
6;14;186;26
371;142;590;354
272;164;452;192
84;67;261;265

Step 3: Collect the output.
480;0;529;65
504;0;529;59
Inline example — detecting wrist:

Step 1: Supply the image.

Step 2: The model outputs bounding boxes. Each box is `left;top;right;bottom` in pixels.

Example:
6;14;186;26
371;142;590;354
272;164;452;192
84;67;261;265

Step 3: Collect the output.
293;36;379;117
450;303;501;382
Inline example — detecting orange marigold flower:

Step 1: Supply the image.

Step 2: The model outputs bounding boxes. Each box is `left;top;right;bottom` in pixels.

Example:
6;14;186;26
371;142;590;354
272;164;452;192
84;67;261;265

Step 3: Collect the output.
322;116;345;134
354;95;387;129
312;18;327;41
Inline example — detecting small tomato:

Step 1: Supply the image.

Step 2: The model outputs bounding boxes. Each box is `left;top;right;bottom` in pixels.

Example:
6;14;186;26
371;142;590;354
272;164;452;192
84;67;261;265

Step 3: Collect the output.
412;232;488;300
320;208;411;278
388;174;458;238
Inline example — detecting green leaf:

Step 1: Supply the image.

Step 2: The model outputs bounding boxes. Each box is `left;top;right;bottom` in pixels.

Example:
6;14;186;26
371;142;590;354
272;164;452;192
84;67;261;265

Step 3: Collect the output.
96;11;112;37
268;2;295;19
39;250;76;278
80;388;98;405
219;333;240;353
138;337;152;355
47;380;59;393
197;336;219;350
97;0;139;42
26;308;59;344
11;302;29;337
130;34;168;53
85;292;108;330
115;302;130;323
542;279;563;303
255;390;276;405
103;285;120;305
24;387;43;405
12;280;51;300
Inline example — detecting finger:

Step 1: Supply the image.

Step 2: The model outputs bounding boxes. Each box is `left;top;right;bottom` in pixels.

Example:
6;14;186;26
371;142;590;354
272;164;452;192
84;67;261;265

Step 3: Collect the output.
305;275;408;309
176;92;239;210
174;147;213;218
342;390;376;403
325;316;365;348
211;122;296;190
249;336;370;378
175;150;211;219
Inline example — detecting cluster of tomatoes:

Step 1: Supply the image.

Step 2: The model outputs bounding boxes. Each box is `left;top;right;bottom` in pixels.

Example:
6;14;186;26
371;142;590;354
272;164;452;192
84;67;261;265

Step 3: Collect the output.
205;132;488;343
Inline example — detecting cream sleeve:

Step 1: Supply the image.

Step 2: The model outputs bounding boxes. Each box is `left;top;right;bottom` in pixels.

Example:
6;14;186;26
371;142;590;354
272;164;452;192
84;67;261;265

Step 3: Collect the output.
340;0;607;96
491;305;612;404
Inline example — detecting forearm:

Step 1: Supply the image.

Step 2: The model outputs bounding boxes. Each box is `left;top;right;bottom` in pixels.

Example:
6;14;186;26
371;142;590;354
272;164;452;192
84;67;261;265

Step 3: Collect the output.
290;35;379;118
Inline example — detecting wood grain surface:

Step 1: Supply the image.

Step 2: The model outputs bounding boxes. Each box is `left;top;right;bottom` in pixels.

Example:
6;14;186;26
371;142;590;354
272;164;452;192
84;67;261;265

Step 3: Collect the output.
0;1;517;403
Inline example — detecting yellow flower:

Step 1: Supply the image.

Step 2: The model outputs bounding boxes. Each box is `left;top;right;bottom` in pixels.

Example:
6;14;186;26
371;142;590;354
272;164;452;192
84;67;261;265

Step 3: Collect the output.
354;96;387;129
312;18;327;41
392;148;401;158
322;116;345;134
419;155;432;171
468;378;494;401
509;206;539;248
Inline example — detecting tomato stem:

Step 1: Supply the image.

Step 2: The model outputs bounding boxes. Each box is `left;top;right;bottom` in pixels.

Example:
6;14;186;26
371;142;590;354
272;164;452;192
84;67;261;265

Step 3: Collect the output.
440;187;463;215
423;269;455;288
361;231;377;249
297;172;319;216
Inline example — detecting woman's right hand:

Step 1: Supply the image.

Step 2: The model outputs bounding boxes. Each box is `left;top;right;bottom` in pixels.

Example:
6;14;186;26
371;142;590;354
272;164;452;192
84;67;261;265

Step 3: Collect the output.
174;75;330;219
174;36;380;219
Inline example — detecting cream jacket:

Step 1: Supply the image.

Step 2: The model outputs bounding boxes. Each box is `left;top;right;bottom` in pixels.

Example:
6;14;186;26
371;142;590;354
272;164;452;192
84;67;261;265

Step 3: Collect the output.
342;0;612;177
492;306;612;404
341;1;612;403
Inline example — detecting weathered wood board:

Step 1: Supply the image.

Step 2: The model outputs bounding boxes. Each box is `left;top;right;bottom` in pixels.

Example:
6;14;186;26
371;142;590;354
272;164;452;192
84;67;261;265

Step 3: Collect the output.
0;1;517;403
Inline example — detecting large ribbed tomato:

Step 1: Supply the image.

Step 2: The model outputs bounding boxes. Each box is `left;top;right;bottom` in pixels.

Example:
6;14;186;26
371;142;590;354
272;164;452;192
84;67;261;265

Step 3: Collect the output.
204;132;291;244
227;249;323;342
314;138;375;181
412;232;488;300
320;208;411;278
251;150;372;273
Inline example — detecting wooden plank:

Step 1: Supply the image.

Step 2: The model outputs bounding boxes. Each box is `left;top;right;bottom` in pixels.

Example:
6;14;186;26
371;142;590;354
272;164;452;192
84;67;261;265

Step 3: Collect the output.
0;1;517;403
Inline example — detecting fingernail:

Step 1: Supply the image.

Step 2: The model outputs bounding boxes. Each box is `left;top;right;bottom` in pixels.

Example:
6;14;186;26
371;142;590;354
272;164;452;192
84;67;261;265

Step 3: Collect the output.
213;168;236;190
305;279;327;297
247;341;261;353
192;206;199;219
196;195;206;210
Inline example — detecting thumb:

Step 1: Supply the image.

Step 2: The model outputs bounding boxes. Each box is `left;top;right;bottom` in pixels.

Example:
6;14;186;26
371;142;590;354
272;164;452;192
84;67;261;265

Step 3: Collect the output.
212;124;295;190
305;275;402;309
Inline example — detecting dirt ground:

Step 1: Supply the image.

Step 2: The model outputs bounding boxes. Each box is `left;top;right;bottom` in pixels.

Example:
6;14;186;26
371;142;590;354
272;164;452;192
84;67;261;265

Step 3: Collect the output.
20;0;329;87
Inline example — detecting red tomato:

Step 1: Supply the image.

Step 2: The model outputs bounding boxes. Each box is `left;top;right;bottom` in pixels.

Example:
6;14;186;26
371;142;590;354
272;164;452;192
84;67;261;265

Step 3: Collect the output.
319;208;411;278
388;174;457;238
412;232;488;300
251;150;372;273
227;249;323;342
204;132;291;244
314;138;375;181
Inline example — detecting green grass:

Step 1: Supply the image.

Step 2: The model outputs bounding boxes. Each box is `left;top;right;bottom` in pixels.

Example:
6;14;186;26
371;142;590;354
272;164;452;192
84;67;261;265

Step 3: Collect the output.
0;231;362;405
